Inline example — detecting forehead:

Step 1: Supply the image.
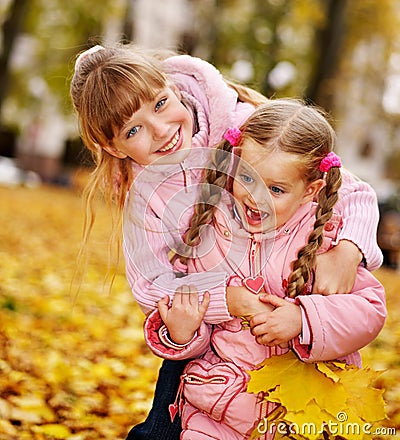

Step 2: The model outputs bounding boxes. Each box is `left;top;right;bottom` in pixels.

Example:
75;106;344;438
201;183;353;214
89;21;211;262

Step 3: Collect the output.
239;141;303;181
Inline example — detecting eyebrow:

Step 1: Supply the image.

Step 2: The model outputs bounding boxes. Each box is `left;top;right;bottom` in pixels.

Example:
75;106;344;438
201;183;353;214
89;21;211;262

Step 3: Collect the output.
269;180;293;189
119;120;134;138
238;162;295;189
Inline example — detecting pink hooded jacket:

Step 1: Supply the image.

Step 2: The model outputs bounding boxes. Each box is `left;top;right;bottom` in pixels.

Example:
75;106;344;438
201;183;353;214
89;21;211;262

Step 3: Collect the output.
123;54;383;326
144;196;386;439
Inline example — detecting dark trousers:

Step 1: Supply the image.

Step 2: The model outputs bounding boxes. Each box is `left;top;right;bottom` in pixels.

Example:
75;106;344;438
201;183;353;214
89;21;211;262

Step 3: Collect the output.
126;359;188;440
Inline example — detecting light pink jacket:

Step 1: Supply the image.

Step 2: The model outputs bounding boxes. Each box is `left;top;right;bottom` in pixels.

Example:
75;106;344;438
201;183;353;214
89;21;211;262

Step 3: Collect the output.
123;54;383;325
144;197;386;439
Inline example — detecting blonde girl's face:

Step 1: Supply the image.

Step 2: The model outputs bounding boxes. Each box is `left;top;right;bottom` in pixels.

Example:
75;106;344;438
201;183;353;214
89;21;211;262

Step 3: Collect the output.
106;86;193;165
232;140;323;234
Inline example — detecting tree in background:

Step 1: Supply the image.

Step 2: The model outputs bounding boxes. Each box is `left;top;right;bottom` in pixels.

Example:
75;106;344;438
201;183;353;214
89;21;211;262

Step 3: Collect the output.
0;0;399;189
0;0;28;127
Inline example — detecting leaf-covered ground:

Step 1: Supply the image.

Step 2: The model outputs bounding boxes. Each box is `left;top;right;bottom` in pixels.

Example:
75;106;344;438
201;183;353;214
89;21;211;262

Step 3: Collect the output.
0;184;399;439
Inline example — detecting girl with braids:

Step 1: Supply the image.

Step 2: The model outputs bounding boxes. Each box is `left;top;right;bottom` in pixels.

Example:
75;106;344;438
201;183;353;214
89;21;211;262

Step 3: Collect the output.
71;43;382;439
144;99;386;440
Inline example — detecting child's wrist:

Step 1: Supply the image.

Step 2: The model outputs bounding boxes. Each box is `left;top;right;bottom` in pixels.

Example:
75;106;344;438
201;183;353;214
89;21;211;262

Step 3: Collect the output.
158;325;198;350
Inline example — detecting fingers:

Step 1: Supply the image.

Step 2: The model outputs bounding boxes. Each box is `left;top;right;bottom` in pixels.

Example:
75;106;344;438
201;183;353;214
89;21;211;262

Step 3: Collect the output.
249;311;269;327
157;295;170;321
159;285;209;316
199;291;210;314
255;333;277;347
250;320;268;336
250;317;276;346
258;294;287;307
171;285;209;310
175;284;198;306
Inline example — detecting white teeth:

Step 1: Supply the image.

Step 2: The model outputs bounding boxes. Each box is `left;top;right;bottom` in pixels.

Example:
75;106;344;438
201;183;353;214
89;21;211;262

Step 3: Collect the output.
159;131;179;152
246;206;268;220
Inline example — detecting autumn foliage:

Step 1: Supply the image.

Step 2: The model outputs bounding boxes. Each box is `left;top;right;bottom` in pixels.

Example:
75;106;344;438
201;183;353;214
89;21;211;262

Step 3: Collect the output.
0;185;399;439
0;185;161;439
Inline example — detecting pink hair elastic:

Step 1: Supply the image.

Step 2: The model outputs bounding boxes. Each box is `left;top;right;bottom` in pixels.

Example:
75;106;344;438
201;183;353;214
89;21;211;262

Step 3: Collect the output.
75;45;104;71
223;127;241;146
319;152;341;172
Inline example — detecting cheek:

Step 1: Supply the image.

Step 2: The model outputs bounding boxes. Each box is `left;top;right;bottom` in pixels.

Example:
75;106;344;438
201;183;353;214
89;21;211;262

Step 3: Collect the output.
123;141;151;164
182;108;193;129
273;199;291;218
232;181;246;200
277;199;299;219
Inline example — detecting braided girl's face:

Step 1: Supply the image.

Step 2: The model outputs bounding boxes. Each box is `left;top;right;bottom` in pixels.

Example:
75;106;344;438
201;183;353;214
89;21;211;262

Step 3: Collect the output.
232;140;322;233
107;86;193;165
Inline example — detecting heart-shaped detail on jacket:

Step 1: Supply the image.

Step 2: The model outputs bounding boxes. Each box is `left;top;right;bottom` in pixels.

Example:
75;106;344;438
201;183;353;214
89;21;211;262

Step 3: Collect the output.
243;276;265;294
168;403;179;422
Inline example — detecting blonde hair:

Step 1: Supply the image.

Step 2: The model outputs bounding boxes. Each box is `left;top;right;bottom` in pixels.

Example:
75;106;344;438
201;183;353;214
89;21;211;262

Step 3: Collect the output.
184;98;342;297
70;42;268;289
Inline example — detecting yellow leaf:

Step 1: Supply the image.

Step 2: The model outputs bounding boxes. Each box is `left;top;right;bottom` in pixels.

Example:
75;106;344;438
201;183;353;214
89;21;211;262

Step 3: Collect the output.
283;401;332;440
248;351;347;415
33;423;72;438
315;361;342;382
335;367;387;422
248;351;388;439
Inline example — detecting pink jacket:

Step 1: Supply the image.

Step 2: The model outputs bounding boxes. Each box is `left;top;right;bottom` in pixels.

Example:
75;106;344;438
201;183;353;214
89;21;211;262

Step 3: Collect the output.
144;198;386;439
123;54;383;325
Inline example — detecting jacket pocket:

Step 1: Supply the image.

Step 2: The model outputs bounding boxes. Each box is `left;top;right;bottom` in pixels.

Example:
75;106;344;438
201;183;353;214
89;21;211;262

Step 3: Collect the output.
182;359;248;422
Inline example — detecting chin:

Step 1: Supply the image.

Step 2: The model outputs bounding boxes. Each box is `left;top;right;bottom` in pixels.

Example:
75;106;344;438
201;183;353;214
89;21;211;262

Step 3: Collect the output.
242;222;263;234
171;148;191;163
158;148;191;165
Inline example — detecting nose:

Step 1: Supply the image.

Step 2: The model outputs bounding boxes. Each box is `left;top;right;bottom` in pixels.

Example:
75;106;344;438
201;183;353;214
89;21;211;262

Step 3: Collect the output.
148;117;170;140
249;184;270;209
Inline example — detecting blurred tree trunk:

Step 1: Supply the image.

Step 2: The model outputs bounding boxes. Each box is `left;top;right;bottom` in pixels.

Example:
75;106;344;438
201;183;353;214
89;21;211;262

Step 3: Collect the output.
122;0;135;42
305;0;347;110
258;0;291;98
0;0;28;126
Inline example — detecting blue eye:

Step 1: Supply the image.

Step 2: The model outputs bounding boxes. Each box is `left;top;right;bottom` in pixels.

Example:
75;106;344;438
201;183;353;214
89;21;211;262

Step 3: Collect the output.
240;174;254;184
271;185;283;194
127;126;139;138
155;98;166;111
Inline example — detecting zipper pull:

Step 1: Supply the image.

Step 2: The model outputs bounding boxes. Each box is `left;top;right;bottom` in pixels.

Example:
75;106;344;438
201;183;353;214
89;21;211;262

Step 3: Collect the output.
168;374;185;422
180;163;191;192
250;236;258;259
249;235;259;275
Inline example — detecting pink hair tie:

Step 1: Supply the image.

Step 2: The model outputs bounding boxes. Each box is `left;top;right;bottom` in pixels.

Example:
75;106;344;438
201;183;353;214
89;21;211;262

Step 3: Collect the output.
75;45;104;71
319;152;341;172
224;127;241;146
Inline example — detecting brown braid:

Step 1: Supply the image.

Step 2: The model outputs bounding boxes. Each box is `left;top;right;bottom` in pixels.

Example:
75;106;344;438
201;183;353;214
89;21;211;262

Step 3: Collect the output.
287;167;342;297
179;141;235;259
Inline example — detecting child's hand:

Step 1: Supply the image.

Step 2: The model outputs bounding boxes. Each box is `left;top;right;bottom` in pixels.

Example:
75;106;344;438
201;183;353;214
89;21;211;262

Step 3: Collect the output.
249;295;302;347
157;285;210;345
314;240;362;294
226;286;275;317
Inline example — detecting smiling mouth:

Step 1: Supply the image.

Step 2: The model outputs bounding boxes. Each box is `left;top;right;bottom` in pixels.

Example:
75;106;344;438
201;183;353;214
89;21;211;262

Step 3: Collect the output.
245;205;269;223
158;130;180;153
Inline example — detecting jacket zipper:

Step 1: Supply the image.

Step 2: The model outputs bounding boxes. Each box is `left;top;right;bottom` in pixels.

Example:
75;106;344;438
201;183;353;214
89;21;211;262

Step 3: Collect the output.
249;234;258;277
180;162;192;192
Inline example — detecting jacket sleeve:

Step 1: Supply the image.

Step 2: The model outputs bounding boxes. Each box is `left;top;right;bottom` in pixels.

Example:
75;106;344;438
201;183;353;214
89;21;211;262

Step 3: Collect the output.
123;188;231;324
293;267;386;362
335;169;383;270
144;309;211;360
